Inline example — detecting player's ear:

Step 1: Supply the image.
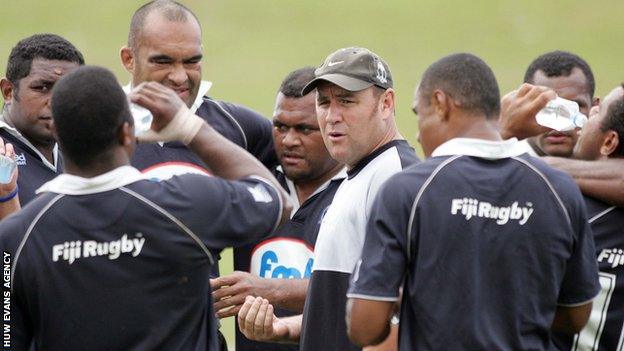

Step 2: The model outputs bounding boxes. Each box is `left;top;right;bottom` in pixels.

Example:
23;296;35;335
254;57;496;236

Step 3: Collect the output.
0;78;15;103
120;47;135;74
432;89;450;121
118;121;135;147
601;130;619;156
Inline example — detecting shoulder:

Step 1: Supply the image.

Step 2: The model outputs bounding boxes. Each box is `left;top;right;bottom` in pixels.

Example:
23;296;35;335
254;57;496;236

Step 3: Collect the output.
198;98;270;126
511;155;583;202
0;192;63;248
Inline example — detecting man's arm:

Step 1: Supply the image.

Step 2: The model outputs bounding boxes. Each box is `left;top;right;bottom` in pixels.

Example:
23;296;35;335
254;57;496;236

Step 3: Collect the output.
499;83;624;206
237;296;302;344
346;299;394;347
552;302;593;334
543;157;624;206
130;82;291;223
211;271;308;318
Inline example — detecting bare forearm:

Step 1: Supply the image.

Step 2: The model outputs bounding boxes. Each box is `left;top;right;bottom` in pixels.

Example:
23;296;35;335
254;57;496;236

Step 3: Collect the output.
0;198;19;220
265;279;309;313
545;157;624;206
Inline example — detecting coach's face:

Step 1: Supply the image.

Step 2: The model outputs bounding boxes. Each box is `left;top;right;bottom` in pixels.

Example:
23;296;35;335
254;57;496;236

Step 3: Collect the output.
528;68;594;157
573;86;624;160
316;82;393;168
272;92;339;183
1;58;79;146
121;13;202;107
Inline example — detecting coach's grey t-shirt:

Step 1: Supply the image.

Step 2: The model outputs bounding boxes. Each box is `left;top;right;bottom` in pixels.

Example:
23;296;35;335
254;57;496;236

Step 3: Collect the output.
299;140;418;351
348;138;600;350
0;166;282;351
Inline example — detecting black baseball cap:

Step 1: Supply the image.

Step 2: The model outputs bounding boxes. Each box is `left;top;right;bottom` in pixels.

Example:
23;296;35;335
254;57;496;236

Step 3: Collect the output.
301;47;393;95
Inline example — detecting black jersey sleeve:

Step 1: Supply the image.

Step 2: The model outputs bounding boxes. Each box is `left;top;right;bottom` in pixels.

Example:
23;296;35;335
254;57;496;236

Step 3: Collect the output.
159;174;282;250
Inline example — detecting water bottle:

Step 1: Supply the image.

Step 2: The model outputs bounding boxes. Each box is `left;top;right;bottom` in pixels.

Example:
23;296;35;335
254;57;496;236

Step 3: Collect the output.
0;155;17;184
128;102;153;137
535;97;588;132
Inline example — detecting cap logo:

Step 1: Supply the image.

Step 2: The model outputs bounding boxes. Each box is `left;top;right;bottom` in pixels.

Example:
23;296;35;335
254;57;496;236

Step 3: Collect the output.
376;61;388;84
328;60;344;67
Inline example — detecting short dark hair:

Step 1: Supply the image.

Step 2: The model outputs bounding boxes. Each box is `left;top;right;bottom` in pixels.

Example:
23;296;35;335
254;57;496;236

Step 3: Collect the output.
419;53;501;119
128;0;200;48
279;67;316;97
600;84;624;157
523;50;595;98
51;66;132;167
5;33;84;85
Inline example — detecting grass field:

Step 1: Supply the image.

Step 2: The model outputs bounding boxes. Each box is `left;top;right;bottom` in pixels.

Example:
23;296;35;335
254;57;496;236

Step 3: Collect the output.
2;1;623;347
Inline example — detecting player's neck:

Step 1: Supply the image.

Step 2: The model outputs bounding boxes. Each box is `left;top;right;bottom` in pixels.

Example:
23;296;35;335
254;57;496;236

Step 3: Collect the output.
64;150;130;178
453;116;502;141
294;163;343;204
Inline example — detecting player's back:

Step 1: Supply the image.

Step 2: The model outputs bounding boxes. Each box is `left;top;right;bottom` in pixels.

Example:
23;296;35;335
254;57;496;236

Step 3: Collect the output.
396;154;598;350
552;197;624;351
0;169;281;351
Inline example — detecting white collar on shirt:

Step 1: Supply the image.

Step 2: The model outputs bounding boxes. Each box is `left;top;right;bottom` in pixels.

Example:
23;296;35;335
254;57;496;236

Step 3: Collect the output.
431;137;527;160
37;165;146;195
0;118;59;171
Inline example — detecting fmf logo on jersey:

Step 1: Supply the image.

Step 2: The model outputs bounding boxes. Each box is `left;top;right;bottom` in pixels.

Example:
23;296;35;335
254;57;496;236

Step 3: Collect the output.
250;238;314;279
451;198;534;225
598;248;624;268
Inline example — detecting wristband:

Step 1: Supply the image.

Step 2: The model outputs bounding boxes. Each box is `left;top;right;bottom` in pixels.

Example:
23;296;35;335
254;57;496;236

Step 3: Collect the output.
0;185;18;203
137;105;205;145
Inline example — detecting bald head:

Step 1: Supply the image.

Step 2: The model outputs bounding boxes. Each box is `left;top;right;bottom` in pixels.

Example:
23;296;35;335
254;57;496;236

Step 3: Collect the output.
128;0;201;48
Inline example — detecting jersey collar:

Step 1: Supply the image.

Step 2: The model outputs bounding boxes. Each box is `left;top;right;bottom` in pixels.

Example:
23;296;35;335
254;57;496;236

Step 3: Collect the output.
431;137;527;159
0;118;59;171
37;166;146;195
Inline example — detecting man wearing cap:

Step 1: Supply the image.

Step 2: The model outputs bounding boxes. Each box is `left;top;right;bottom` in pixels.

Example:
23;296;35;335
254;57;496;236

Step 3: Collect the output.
237;47;419;351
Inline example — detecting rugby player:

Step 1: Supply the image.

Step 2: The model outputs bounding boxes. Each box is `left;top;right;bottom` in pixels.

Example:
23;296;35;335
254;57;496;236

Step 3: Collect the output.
120;0;277;175
0;34;84;204
522;51;599;157
213;67;345;351
0;66;290;350
237;47;419;351
520;51;598;157
347;53;599;350
502;83;624;350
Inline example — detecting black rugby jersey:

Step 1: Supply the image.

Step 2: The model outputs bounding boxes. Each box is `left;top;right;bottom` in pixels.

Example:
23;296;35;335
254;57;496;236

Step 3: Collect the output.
0;122;61;205
130;94;277;278
233;167;346;351
299;140;418;351
0;166;282;351
131;97;276;172
553;197;624;351
348;138;600;351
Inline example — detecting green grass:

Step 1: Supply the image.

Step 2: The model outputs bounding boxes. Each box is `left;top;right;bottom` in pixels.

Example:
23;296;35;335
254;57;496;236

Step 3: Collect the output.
2;1;623;347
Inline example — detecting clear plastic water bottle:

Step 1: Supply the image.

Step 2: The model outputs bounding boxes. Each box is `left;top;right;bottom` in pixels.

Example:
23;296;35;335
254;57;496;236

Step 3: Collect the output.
128;103;153;137
535;97;588;131
0;155;16;184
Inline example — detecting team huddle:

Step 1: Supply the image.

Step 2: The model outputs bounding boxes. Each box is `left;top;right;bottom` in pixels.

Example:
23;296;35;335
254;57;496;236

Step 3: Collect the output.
0;1;622;351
